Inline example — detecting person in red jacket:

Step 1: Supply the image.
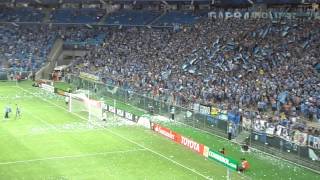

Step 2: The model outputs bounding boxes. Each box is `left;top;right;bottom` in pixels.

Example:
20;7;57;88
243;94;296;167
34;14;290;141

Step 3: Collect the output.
219;147;226;155
238;158;250;172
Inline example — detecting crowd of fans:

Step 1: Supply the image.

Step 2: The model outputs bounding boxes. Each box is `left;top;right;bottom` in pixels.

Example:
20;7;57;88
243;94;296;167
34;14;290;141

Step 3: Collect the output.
0;7;44;22
50;8;105;23
68;19;320;138
0;14;319;137
0;25;55;71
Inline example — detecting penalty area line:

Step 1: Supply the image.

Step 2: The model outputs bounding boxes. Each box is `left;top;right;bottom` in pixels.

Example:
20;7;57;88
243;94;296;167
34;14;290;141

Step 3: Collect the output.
17;86;212;180
0;148;147;166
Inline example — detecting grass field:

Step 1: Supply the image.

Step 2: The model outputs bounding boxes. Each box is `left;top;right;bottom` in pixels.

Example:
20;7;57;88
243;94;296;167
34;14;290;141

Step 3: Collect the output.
0;81;246;180
1;81;319;180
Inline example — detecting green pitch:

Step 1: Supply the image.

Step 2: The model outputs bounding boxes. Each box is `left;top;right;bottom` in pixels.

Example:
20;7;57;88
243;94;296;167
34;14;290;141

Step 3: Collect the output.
0;81;319;180
0;81;244;180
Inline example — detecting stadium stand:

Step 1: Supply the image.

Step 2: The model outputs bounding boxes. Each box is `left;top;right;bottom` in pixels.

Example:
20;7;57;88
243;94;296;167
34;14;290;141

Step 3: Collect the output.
0;0;13;3
67;18;320;126
61;26;107;48
0;2;319;171
11;0;99;2
0;7;44;22
15;0;37;3
0;25;55;71
62;0;101;3
41;0;60;4
51;8;105;23
153;11;205;26
105;10;161;25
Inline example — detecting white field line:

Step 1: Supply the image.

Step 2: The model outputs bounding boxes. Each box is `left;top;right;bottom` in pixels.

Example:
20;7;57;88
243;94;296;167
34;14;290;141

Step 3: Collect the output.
0;85;19;88
106;128;212;180
4;108;59;137
0;148;146;166
23;108;58;131
0;123;107;139
0;97;34;100
26;105;60;108
17;86;212;180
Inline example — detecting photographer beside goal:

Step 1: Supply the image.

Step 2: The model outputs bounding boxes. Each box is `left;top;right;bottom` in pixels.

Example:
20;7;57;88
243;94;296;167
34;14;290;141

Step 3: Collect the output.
65;95;69;106
102;110;107;122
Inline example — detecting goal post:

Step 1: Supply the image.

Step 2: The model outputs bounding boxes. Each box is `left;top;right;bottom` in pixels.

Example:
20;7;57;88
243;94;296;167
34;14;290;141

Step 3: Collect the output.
68;90;104;124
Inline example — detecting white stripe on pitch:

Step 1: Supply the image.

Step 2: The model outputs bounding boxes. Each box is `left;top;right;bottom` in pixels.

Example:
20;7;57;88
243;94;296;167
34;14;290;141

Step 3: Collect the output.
0;148;146;165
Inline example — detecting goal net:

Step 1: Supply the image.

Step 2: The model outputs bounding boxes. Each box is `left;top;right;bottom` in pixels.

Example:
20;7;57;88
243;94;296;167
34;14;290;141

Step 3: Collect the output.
68;90;104;125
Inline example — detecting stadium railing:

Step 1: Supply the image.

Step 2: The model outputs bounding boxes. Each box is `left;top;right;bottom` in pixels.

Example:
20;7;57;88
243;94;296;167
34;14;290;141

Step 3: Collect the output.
0;68;32;81
66;74;233;136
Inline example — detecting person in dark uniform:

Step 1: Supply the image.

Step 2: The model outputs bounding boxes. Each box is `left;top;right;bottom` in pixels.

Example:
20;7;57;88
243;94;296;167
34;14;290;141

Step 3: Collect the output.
228;123;233;140
171;106;175;120
4;105;11;119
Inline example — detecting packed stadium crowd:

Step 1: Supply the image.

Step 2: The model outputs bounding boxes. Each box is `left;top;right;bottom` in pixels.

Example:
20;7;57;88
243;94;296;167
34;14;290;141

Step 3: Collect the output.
69;19;320;125
0;25;55;71
0;14;319;137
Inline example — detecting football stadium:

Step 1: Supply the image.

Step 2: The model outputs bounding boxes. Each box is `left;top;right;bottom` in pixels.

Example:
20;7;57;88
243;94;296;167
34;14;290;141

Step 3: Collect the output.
0;0;320;179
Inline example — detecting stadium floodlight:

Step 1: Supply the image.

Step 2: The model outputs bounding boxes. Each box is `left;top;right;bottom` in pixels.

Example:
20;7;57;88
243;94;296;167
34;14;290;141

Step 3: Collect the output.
68;89;104;126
